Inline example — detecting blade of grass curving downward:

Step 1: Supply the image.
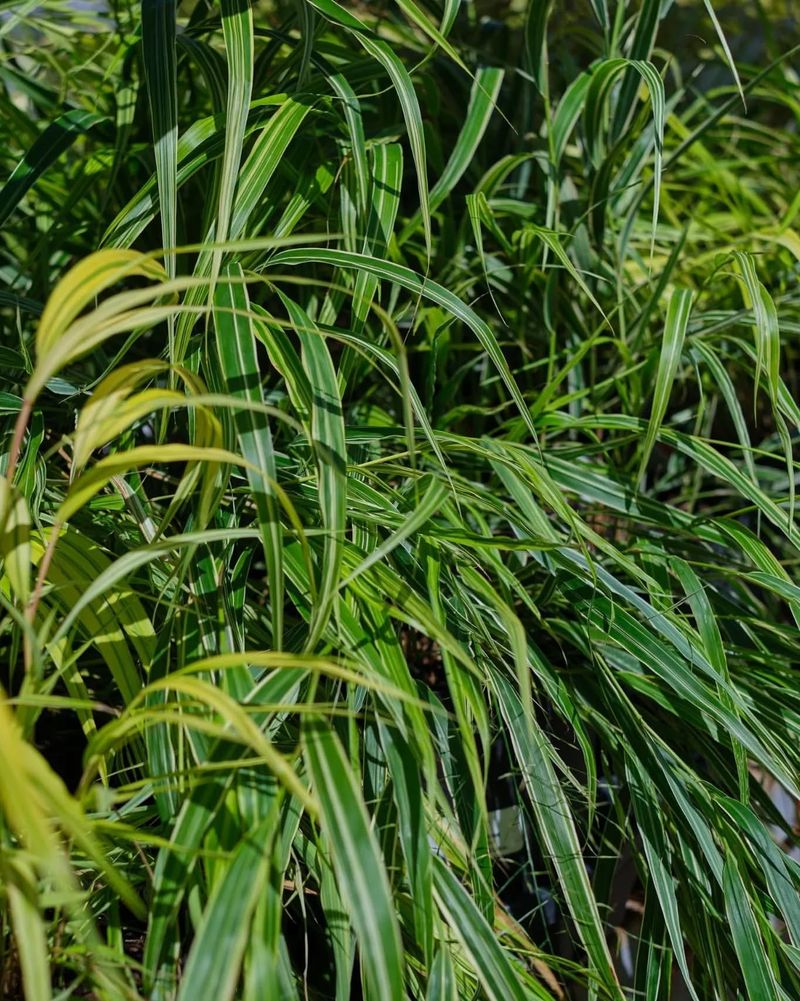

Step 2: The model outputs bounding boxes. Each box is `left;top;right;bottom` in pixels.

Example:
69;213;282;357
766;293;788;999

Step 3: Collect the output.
399;66;504;244
268;248;538;440
354;35;432;257
304;0;433;255
0;109;105;229
610;0;661;138
585;57;665;254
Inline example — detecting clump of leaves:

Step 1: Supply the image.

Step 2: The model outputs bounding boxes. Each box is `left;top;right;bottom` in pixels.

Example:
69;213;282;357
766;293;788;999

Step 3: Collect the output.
1;1;800;999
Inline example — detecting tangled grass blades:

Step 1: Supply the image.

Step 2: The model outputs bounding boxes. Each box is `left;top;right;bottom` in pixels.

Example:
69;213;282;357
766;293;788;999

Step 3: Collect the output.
1;1;800;999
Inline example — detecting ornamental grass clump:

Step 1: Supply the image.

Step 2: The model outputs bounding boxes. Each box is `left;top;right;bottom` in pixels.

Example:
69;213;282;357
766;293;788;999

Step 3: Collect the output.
1;1;800;999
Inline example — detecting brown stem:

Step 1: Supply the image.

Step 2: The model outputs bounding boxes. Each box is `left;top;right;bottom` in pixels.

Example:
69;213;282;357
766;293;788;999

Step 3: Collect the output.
23;522;60;676
26;519;62;632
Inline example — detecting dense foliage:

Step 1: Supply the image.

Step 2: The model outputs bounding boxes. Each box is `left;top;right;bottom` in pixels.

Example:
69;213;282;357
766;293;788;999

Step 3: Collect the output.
1;0;800;998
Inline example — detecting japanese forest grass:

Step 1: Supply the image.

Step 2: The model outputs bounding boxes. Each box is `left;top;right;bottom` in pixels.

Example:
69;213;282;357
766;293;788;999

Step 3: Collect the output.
1;0;800;999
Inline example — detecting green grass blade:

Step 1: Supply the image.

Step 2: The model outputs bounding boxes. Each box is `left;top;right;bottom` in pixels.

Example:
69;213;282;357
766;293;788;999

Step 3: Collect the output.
701;0;745;107
586;57;664;251
176;814;275;1001
724;854;787;1001
0;110;105;229
3;858;51;1001
304;717;405;1001
340;476;447;590
278;293;346;648
351;142;403;331
268;248;538;439
493;674;623;999
214;264;283;648
718;796;800;946
432;859;550;1001
399;66;504;242
354;35;431;257
425;947;457;1001
214;0;254;258
626;757;701;1001
141;0;178;280
639;287;692;481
